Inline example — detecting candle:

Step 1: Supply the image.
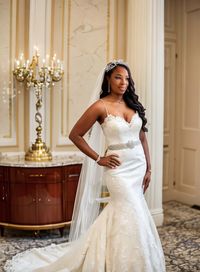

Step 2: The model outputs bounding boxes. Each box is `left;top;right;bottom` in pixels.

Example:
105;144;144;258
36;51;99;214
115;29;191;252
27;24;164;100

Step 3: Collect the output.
57;59;60;68
26;60;30;69
34;46;39;56
19;53;24;67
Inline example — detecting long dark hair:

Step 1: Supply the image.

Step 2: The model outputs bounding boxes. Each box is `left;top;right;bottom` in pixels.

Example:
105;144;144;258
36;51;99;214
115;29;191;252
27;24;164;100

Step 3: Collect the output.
100;63;148;132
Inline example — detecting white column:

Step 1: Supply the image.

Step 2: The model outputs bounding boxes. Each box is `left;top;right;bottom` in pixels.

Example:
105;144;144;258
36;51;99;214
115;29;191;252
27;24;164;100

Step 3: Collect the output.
29;0;51;146
127;0;164;226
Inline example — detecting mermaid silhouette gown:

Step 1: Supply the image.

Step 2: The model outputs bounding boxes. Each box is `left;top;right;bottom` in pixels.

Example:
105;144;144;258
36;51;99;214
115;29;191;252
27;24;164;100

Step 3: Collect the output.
4;107;166;272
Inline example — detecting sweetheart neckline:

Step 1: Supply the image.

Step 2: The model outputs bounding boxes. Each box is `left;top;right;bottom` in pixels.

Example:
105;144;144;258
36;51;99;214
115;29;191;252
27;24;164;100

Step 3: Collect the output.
101;112;138;127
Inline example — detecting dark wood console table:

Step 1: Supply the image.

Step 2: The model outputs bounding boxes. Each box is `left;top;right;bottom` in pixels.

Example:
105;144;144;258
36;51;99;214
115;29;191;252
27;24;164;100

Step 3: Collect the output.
0;156;82;236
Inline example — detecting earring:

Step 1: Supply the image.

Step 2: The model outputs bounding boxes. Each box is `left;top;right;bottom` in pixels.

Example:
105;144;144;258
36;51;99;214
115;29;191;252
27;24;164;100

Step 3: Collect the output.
108;82;110;93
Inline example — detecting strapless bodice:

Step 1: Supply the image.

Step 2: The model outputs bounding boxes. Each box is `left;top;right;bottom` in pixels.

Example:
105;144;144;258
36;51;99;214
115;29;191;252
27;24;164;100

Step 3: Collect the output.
101;112;142;146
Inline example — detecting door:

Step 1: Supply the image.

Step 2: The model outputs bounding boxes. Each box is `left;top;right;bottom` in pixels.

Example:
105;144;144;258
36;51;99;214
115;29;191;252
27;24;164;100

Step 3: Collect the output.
175;0;200;205
37;182;63;224
163;0;176;201
10;182;36;224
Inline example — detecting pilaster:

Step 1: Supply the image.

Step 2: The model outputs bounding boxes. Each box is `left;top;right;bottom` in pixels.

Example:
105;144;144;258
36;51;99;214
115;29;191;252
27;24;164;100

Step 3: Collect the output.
28;0;52;147
127;0;164;225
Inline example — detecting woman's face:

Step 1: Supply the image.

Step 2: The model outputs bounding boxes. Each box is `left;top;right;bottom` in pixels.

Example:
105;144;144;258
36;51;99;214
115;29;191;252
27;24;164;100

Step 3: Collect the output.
108;66;129;95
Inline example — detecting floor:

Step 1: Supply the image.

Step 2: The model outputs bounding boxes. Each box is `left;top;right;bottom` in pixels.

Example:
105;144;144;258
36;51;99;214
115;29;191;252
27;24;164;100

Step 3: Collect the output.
0;201;200;272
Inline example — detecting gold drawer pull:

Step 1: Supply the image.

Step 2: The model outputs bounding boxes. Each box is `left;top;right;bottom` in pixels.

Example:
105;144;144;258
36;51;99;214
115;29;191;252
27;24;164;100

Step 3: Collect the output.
29;174;45;177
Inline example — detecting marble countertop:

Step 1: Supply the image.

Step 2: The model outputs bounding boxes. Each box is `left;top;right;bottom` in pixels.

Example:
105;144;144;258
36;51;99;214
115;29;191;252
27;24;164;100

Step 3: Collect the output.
0;153;84;167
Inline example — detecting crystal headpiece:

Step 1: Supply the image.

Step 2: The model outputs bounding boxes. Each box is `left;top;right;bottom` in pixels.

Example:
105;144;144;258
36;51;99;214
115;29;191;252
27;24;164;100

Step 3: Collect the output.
105;59;128;72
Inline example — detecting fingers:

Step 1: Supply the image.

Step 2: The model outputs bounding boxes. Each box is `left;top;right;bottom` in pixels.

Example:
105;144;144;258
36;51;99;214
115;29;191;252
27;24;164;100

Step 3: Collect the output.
142;176;151;193
106;155;121;169
109;154;121;165
108;159;119;168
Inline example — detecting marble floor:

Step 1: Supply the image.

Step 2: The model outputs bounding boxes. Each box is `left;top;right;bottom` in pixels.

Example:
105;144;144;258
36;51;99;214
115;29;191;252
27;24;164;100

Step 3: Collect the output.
0;201;200;272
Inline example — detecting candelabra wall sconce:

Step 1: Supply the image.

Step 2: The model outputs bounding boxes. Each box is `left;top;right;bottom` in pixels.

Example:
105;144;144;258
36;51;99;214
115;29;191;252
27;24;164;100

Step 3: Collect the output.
13;48;64;161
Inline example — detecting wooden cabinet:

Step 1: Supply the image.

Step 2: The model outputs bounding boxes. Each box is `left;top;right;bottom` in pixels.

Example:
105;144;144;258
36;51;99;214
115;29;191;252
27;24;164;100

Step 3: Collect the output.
0;164;81;235
0;167;8;223
63;164;81;221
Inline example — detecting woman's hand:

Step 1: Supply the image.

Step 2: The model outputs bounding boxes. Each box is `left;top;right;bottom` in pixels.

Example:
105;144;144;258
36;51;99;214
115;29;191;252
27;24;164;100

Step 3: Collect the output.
97;154;121;169
142;170;151;193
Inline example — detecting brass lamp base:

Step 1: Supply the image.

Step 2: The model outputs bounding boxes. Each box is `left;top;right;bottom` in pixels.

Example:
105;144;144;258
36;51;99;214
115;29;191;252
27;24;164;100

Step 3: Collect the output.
25;140;52;162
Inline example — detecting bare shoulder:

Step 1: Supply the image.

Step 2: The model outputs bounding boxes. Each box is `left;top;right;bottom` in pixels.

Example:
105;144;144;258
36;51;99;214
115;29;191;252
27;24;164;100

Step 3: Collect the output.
87;99;105;115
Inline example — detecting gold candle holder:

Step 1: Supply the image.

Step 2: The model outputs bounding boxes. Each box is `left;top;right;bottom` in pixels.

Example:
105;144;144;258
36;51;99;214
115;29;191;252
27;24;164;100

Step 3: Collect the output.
13;50;64;161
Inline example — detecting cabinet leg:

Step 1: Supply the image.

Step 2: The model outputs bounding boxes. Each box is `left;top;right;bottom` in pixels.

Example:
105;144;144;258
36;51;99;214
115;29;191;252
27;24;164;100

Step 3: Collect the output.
59;227;64;237
0;227;4;237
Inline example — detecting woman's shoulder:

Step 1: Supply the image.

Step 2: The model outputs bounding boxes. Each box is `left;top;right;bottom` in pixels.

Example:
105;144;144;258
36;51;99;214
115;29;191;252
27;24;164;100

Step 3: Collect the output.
86;99;106;115
89;99;105;110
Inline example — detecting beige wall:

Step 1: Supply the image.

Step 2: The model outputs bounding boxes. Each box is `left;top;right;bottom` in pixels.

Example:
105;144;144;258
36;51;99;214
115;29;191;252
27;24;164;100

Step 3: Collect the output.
0;0;127;153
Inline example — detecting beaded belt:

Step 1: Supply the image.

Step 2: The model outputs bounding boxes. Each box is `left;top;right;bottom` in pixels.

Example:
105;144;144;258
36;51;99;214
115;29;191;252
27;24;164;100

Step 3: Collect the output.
107;140;141;150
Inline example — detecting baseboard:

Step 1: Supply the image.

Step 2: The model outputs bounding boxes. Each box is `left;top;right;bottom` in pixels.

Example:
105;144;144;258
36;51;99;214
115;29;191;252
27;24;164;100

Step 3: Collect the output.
150;208;164;226
165;190;197;206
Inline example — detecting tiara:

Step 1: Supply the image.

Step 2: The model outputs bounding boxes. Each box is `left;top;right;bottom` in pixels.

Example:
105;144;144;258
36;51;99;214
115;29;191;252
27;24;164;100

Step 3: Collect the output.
105;59;128;72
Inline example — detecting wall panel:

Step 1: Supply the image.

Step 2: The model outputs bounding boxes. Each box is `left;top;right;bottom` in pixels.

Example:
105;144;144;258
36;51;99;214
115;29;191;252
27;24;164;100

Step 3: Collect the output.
51;0;127;149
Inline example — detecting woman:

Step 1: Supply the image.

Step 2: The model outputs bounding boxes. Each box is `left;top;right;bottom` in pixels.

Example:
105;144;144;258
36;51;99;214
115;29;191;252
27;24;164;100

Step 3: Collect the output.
4;60;165;272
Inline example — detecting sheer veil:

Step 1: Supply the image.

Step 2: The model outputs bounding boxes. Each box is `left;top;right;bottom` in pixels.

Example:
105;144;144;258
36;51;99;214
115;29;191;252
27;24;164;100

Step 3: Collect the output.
69;60;127;242
68;68;106;241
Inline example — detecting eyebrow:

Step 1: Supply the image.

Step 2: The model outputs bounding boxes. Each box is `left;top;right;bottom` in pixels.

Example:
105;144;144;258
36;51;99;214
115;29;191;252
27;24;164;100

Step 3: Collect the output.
115;73;129;77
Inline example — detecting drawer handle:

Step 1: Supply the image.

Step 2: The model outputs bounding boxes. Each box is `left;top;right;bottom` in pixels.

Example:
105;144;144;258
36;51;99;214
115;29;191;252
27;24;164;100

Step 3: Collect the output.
68;174;79;178
29;174;45;177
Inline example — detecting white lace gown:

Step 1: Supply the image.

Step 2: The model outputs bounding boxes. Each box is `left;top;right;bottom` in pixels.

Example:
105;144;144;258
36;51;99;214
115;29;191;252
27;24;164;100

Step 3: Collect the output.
4;111;166;272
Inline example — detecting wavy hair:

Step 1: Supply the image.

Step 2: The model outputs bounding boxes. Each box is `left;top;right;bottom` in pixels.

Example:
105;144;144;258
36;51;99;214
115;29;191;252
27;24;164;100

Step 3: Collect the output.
100;63;148;132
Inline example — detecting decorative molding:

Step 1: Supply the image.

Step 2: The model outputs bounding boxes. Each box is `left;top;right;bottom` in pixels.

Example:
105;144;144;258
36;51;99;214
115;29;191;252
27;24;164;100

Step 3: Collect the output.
55;0;112;147
0;0;17;147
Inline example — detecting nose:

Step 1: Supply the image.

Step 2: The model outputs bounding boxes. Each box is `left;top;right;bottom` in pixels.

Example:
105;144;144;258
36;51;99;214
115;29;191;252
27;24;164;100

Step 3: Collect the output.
121;78;127;85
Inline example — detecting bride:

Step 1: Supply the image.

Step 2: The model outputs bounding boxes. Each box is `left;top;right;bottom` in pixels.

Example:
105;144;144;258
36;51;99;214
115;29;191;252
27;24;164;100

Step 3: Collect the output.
4;60;166;272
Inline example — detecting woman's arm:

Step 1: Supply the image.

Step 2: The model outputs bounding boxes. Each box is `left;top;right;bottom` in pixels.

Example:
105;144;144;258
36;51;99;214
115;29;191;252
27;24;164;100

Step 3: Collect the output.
69;101;120;168
139;129;151;172
139;129;151;193
69;101;101;161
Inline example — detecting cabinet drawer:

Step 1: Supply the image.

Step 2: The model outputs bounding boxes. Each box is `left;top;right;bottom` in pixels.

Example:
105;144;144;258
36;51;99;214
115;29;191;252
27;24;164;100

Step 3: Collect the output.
64;164;82;180
10;167;62;183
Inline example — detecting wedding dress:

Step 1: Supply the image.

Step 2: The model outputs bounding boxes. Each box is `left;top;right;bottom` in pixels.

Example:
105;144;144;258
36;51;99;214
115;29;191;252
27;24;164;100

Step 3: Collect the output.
4;107;166;272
